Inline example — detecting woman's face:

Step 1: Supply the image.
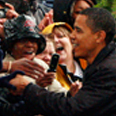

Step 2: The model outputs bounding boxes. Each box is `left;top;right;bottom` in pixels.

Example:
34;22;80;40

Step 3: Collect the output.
11;38;38;59
53;27;73;64
36;41;55;66
72;0;91;22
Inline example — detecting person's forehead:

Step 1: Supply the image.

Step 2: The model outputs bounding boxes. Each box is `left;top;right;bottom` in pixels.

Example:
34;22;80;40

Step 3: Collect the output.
75;0;91;9
74;14;88;29
75;14;87;24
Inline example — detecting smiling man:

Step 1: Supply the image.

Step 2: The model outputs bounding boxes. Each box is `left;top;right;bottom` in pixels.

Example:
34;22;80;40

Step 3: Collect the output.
9;8;116;116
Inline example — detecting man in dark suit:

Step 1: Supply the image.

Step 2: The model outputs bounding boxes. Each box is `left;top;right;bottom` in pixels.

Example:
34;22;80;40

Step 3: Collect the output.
10;7;116;116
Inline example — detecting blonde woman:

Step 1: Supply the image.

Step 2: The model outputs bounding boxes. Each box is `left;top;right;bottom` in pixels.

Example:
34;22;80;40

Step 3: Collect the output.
42;22;86;91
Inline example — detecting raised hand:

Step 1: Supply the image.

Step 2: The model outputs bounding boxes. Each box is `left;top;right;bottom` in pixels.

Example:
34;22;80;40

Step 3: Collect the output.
38;9;53;31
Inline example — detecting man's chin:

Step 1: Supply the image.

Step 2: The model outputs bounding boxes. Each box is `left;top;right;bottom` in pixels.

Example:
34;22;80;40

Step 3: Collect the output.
74;53;83;59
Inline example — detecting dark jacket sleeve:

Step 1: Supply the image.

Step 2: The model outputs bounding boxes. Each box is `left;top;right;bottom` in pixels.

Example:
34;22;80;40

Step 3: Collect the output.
0;96;32;116
23;65;116;116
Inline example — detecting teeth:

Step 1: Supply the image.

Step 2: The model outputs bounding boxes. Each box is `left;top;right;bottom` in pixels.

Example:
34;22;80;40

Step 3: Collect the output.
26;51;33;54
56;47;64;51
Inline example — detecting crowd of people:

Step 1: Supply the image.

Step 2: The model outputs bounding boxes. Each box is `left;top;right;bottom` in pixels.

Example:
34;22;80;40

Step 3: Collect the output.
0;0;116;116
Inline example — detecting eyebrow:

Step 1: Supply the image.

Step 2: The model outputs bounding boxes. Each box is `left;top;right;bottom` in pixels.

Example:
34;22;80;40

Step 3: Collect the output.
74;26;81;30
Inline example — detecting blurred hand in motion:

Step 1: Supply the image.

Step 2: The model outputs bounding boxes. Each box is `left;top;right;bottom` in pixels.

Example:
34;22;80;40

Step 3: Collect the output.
69;81;82;97
10;58;46;80
5;2;19;18
36;72;55;87
9;74;30;95
0;71;25;90
38;9;53;31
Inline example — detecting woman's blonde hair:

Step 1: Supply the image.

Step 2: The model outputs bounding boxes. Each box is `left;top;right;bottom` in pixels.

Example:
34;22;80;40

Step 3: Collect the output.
53;25;72;38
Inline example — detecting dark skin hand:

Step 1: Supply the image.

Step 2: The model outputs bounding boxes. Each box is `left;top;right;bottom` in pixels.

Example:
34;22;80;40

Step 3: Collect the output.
2;54;46;80
11;58;46;80
36;72;55;87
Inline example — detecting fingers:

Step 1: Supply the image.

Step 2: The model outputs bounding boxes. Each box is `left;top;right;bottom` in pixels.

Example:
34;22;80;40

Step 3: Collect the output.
38;10;53;31
11;58;46;79
6;10;19;19
23;59;45;74
36;77;53;87
0;18;7;24
5;3;15;10
36;72;55;87
24;70;44;80
47;9;53;24
69;82;80;97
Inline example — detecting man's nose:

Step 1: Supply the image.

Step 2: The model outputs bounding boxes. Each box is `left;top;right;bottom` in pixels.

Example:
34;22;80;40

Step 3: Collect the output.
70;31;75;43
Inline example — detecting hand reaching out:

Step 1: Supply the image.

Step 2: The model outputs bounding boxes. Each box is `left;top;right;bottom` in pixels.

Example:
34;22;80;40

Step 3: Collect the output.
0;71;25;90
69;81;82;97
36;72;55;87
38;9;53;31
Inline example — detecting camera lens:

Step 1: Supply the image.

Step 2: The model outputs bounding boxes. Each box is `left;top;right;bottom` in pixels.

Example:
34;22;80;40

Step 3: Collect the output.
0;9;5;18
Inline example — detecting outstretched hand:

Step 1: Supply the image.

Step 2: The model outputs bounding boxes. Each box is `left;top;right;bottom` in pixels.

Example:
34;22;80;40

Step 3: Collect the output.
10;58;45;80
0;71;25;90
69;81;82;97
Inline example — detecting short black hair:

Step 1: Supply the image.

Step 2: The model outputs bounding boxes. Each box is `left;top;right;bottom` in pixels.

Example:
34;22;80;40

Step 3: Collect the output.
79;8;116;44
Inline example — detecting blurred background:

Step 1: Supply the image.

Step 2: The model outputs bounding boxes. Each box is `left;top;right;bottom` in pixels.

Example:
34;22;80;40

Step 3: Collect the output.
95;0;116;19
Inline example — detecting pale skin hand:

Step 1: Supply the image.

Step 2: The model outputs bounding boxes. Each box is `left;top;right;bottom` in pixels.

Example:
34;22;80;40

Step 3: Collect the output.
38;9;53;31
36;72;55;87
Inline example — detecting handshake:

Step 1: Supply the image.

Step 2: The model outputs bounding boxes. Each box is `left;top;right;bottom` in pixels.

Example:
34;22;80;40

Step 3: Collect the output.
0;70;25;90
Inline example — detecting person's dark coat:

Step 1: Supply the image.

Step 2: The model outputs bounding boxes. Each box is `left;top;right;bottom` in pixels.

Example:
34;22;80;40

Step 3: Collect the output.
23;42;116;116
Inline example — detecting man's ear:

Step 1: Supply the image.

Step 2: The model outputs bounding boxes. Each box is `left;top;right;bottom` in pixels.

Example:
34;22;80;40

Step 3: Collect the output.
95;30;106;43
